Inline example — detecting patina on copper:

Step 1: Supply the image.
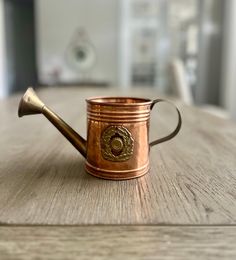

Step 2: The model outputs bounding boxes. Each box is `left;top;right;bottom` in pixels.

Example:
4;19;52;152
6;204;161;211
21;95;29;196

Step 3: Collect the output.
18;87;182;180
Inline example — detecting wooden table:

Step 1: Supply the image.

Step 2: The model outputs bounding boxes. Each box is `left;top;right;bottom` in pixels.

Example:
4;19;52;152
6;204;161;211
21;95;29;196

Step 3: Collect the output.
0;87;236;259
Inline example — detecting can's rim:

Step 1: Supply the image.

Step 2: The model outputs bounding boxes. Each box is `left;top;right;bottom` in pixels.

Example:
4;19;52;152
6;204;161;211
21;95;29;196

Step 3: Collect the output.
86;96;152;106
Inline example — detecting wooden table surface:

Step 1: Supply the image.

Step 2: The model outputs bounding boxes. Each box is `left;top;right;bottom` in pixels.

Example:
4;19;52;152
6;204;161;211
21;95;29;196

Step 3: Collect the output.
0;86;236;259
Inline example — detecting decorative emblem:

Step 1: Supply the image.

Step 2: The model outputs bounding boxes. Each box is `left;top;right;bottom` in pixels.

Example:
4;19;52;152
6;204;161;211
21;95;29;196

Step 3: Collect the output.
101;126;134;162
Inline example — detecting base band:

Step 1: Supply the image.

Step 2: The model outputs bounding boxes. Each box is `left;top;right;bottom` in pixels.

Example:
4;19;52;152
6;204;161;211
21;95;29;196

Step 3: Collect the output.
85;161;149;180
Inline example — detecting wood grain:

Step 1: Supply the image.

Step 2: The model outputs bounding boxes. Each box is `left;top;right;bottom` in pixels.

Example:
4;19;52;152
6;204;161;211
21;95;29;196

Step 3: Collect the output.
0;226;236;260
0;87;236;225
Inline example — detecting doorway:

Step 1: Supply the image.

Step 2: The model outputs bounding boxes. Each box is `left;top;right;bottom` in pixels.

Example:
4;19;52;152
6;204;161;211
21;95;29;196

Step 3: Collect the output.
4;0;37;94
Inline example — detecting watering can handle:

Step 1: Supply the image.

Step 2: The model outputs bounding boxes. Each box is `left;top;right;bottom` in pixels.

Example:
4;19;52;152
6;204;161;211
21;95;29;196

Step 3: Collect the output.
149;99;182;147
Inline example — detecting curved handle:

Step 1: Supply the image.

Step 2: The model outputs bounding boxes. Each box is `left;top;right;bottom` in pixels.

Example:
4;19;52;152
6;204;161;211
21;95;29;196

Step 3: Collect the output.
149;99;182;147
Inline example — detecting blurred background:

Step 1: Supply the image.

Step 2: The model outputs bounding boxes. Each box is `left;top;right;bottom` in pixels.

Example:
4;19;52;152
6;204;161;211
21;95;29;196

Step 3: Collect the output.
0;0;235;120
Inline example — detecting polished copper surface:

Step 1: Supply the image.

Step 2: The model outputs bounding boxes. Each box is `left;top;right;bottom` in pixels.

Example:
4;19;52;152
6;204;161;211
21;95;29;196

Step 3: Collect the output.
18;88;182;180
85;97;152;179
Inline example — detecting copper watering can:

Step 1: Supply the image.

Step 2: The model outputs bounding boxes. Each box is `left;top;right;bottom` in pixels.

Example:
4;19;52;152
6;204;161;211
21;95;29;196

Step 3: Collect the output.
18;88;182;180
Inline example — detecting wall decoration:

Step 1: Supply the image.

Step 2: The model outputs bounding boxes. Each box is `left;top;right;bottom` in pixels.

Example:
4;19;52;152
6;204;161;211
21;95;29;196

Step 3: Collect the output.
65;28;96;77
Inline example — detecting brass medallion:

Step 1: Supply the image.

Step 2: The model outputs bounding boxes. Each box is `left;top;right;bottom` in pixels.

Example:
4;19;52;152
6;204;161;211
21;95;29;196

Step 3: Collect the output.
101;126;134;162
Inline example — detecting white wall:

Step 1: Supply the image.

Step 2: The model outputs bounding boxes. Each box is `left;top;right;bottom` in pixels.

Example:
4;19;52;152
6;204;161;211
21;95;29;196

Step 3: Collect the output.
36;0;119;85
221;0;236;120
0;0;6;98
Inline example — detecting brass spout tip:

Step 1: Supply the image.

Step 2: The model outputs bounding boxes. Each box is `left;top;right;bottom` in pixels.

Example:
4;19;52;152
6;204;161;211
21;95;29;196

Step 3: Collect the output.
18;87;45;117
18;97;25;117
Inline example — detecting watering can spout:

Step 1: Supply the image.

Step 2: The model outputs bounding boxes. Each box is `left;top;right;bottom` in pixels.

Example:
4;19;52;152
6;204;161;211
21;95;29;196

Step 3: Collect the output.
18;87;87;158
